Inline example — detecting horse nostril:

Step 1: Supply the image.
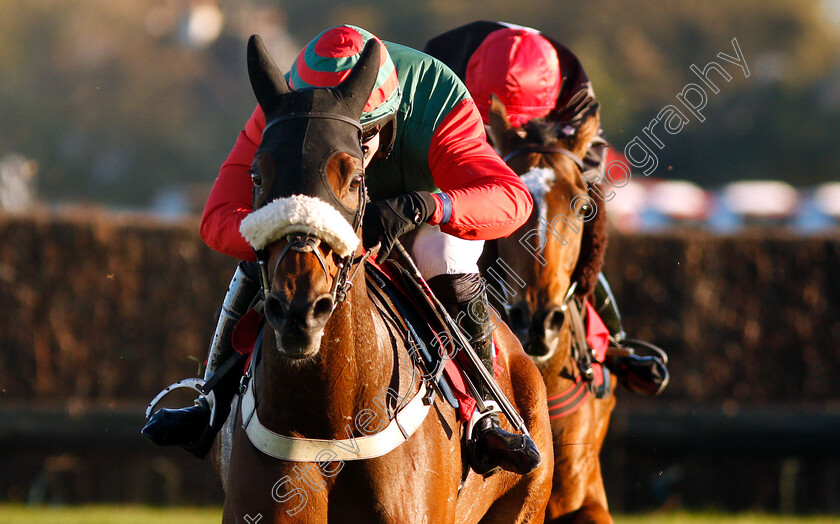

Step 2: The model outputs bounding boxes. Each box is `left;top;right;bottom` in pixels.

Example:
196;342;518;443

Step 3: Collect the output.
309;295;334;326
264;294;287;328
545;308;566;332
509;304;529;333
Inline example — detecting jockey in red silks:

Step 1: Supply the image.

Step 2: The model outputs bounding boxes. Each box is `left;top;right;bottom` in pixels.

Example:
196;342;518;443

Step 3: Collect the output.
424;22;670;396
143;24;541;476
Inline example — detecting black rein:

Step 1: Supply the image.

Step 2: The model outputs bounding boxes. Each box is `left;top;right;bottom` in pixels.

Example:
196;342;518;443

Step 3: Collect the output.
502;145;584;172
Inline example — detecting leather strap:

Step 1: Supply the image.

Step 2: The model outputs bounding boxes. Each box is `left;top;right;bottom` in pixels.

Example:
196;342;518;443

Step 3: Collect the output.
547;377;590;419
503;145;584;171
567;297;593;379
240;375;433;462
263;112;362;136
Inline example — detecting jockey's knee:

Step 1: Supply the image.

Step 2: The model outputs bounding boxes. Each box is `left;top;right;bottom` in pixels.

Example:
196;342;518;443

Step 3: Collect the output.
411;226;484;279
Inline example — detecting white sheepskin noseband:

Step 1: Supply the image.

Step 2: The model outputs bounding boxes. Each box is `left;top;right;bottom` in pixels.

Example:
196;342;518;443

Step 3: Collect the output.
239;195;360;257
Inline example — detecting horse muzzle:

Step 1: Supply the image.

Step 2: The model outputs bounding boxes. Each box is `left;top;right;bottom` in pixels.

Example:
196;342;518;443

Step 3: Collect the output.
264;292;334;359
511;302;566;359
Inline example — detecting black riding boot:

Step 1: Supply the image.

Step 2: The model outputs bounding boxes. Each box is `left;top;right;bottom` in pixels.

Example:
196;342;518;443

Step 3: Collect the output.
142;263;260;458
594;273;669;396
428;273;541;476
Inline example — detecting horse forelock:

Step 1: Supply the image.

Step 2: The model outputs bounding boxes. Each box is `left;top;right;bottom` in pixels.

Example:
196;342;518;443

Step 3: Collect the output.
522;118;557;147
239;194;360;257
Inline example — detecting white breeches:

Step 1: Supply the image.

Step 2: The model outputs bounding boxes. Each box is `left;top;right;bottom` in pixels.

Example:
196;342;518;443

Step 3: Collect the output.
410;227;484;279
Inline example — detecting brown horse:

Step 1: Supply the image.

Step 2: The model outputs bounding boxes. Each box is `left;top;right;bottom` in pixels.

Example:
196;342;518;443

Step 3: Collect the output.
480;96;616;524
212;36;553;523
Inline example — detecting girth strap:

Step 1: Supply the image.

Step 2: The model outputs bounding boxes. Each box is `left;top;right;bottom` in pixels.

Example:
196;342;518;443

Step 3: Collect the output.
547;377;590;419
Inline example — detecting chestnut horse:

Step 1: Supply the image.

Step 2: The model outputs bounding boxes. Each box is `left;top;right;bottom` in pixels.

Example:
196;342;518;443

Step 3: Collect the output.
480;97;616;524
212;36;553;523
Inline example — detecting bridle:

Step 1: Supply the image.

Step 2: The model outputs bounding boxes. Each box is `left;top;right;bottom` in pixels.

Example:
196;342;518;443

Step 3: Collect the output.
255;111;374;308
500;138;609;415
237;114;441;462
501;137;595;376
502;144;584;172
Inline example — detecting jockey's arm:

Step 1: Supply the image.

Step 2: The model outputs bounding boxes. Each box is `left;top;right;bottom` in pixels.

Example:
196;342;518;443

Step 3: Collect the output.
200;106;265;261
200;95;535;257
426;99;533;240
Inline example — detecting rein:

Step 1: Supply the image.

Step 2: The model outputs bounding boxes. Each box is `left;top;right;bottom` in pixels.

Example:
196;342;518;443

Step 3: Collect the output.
502;145;584;172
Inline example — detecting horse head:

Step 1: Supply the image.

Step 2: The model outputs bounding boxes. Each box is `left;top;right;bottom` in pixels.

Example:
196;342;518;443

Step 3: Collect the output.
239;35;379;359
486;94;604;357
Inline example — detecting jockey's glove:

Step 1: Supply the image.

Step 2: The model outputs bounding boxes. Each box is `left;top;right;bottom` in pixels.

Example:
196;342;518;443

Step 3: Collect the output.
363;191;437;261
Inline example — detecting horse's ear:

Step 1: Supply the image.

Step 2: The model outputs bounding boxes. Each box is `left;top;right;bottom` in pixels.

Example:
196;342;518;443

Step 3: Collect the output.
571;102;601;158
248;34;290;114
336;39;380;117
487;93;513;146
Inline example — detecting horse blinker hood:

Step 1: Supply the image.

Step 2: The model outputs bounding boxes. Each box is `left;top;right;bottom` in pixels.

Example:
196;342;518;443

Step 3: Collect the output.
247;35;380;225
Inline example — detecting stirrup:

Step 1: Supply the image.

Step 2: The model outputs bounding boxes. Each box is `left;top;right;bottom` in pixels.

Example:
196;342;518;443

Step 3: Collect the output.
621;338;669;365
145;378;219;425
464;402;505;477
465;401;501;444
464;405;541;476
607;339;670;396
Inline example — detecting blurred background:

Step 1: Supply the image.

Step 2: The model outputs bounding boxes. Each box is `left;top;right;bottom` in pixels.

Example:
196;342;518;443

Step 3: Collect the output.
2;0;840;220
1;0;839;520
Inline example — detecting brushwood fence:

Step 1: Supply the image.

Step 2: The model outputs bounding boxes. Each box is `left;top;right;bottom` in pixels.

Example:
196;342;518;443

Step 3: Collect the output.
1;211;838;511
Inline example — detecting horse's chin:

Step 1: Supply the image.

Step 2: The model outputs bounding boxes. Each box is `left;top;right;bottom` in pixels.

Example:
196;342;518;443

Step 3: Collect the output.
273;330;323;360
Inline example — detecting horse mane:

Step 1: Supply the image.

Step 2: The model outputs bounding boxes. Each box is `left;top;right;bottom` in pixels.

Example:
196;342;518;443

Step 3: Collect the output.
570;190;607;299
521;115;608;299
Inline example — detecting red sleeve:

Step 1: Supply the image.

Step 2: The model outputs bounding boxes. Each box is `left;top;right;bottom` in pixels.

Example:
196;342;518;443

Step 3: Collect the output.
427;98;533;240
200;105;266;261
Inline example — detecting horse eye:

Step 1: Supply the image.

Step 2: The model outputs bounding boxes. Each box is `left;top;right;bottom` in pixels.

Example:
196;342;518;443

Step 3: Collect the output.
349;174;362;192
250;171;262;187
361;145;370;157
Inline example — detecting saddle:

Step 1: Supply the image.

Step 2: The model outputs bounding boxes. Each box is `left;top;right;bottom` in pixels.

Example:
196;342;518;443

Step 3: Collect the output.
368;259;490;421
228;258;488;423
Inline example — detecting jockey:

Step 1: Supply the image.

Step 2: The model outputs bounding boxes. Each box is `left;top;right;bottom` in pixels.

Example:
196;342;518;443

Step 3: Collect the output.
143;25;541;476
424;21;669;396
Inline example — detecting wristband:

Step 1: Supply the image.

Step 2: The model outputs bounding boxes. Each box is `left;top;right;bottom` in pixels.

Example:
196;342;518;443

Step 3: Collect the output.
437;192;452;225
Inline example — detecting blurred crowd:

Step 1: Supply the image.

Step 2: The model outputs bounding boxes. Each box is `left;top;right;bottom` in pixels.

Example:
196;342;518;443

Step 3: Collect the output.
605;175;840;233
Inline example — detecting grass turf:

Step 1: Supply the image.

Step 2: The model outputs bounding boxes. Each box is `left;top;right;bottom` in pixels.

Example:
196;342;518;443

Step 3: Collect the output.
0;505;221;524
614;512;840;523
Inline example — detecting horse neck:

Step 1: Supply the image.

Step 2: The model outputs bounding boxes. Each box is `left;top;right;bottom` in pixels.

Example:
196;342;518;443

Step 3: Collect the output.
256;268;396;438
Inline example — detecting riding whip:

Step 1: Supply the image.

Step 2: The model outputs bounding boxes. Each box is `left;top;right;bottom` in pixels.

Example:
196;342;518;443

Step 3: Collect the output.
391;239;529;436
